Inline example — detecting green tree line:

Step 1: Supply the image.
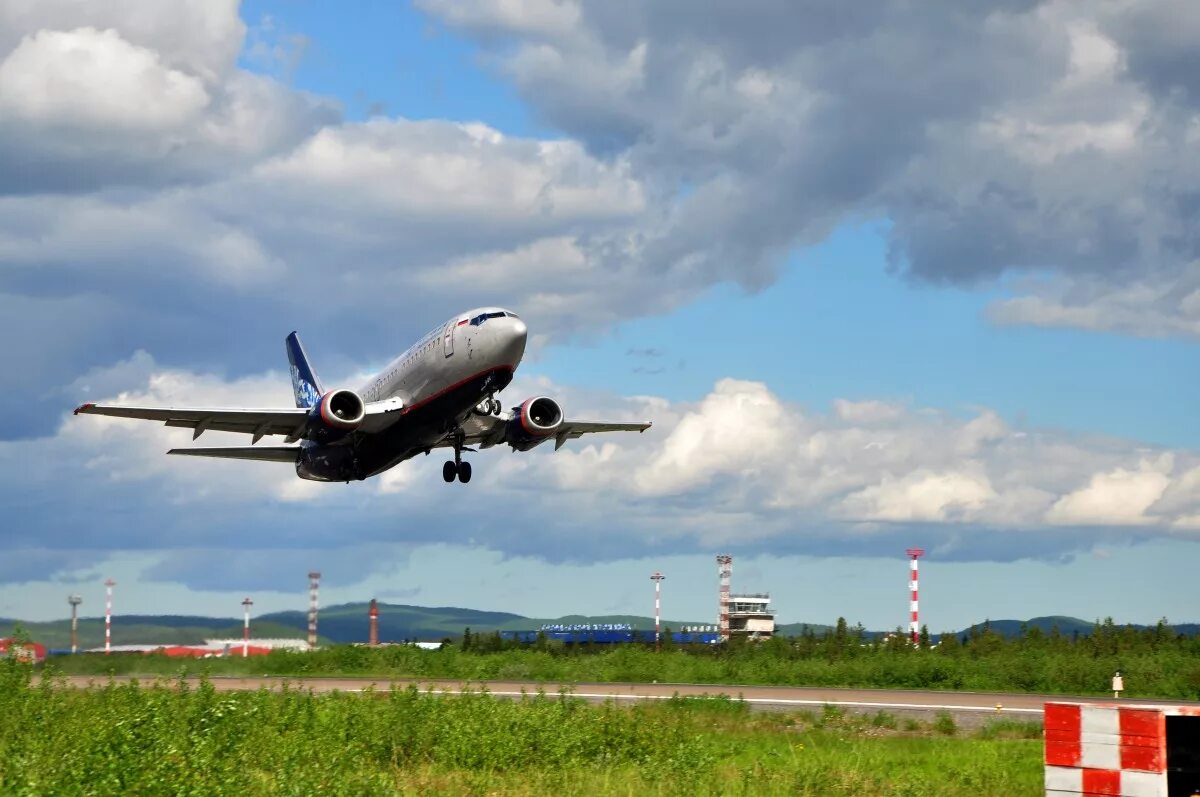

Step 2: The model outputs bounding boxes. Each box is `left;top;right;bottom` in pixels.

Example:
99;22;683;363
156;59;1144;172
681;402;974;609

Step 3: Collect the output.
42;616;1200;699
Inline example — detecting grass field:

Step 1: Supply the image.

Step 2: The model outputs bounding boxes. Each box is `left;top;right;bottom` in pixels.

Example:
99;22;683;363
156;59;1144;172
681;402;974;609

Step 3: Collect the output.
45;636;1200;701
0;661;1043;796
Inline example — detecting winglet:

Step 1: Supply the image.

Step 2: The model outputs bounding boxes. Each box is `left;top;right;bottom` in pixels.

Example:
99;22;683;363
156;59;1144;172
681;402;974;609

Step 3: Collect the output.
285;331;324;409
73;403;95;415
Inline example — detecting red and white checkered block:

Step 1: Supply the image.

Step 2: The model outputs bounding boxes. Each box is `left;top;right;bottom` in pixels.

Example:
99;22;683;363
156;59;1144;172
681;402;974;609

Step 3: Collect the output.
1045;702;1187;796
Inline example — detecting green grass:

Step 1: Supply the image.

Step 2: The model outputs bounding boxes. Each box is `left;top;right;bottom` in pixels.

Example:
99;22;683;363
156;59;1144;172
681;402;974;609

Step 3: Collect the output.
933;710;958;736
46;638;1200;701
0;662;1042;796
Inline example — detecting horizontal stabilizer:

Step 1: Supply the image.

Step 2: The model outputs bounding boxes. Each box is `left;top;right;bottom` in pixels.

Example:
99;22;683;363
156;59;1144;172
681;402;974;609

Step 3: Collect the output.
167;446;300;463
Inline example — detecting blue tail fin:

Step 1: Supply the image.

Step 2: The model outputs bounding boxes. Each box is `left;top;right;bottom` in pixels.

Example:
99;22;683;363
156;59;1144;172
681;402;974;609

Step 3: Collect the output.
286;331;323;408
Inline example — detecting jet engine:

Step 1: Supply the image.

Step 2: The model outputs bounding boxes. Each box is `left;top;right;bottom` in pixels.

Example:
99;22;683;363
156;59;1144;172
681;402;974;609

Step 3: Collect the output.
306;389;365;443
505;396;564;451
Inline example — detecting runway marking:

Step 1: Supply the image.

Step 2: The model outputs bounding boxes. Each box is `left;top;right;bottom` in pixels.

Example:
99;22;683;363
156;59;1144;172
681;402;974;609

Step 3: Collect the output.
341;688;1043;714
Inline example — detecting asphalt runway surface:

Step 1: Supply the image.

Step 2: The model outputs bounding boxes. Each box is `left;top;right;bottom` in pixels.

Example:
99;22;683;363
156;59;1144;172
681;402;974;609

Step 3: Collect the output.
55;676;1200;725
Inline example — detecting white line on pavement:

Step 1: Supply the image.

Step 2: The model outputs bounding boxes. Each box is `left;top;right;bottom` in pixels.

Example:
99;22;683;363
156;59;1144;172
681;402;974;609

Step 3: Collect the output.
341;688;1043;714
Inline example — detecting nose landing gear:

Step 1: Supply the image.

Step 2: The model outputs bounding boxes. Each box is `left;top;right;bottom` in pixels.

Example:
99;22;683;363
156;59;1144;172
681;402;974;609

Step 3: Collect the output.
443;431;474;484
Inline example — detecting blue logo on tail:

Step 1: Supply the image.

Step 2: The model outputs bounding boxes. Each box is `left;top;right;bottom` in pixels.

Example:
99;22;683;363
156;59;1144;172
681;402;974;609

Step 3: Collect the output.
286;331;324;408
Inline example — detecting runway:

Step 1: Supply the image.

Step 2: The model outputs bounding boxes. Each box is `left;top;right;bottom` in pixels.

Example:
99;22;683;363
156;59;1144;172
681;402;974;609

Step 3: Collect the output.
54;676;1200;722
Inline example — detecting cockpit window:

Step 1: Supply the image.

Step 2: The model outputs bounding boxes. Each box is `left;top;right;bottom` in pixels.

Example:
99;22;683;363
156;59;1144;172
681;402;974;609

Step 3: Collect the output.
505;312;520;319
469;311;509;326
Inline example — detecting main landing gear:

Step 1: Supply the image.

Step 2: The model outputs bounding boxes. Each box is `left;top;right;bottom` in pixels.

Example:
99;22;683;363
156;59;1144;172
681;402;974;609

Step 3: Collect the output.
474;396;502;416
443;431;473;484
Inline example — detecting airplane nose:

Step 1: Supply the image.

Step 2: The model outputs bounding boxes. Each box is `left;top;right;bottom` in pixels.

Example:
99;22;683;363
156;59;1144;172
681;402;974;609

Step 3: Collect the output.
498;317;527;365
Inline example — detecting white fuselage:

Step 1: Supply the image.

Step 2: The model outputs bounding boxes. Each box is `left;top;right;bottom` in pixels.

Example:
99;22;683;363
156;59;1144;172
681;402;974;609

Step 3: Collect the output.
360;307;527;409
343;307;527;477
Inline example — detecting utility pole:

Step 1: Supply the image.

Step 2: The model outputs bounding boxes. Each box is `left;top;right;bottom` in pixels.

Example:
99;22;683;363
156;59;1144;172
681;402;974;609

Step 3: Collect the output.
242;597;253;658
307;572;321;649
104;579;115;654
368;598;379;646
650;572;665;652
68;595;82;654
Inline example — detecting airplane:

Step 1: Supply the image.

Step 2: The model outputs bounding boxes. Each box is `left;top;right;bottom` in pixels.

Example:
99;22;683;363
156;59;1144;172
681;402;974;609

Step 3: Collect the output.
74;308;651;484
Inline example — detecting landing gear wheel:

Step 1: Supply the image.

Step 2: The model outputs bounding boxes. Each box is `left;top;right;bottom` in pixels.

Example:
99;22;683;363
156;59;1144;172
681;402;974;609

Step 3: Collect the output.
491;398;502;415
445;429;471;484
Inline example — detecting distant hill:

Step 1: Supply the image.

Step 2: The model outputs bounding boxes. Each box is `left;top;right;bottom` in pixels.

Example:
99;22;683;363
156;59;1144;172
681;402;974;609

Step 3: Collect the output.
956;616;1200;640
0;616;304;650
253;605;718;643
2;604;1196;648
254;603;532;643
0;604;714;647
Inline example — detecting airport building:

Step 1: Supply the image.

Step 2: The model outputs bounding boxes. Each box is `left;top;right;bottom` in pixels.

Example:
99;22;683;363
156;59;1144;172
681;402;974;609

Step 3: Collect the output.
0;637;47;663
727;593;776;639
80;638;309;656
504;624;720;645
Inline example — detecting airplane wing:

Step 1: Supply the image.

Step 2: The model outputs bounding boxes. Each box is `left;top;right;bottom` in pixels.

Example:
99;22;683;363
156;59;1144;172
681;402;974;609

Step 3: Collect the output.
74;403;309;443
167;446;301;462
549;421;653;450
448;413;652;451
74;397;404;444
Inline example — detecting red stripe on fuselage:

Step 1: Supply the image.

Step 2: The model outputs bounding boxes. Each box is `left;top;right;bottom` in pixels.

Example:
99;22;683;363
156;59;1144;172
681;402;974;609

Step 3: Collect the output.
400;365;514;416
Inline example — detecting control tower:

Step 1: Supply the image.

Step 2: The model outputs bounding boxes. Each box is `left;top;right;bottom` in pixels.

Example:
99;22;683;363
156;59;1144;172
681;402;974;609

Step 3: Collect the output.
727;593;776;639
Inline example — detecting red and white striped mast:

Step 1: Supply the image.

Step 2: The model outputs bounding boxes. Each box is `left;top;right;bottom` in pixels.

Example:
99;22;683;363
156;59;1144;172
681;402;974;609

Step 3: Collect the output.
104;578;115;655
716;555;732;642
241;596;253;658
906;548;924;645
307;571;321;649
650;572;665;651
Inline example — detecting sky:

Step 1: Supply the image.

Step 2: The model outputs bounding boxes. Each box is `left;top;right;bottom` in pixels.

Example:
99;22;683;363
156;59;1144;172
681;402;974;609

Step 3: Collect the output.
1;0;1198;633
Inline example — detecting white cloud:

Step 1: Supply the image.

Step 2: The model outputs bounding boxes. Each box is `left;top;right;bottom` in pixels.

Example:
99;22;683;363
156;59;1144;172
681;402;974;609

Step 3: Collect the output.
417;0;582;39
840;470;998;523
0;28;209;131
0;0;1198;595
1046;455;1174;526
832;399;904;425
416;236;589;293
53;360;1200;542
250;119;644;223
5;0;1196;456
60;355;304;502
988;275;1200;338
1;353;1196;592
419;0;1200;340
0;3;333;195
0;0;245;82
636;378;796;496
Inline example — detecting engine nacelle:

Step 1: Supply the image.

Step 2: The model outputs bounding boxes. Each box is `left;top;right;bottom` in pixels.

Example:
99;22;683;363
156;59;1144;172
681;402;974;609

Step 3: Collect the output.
306;389;366;443
295;444;359;482
505;396;564;451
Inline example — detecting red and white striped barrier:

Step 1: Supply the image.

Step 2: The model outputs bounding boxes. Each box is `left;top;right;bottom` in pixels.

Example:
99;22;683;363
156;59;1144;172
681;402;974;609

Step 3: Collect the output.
1045;701;1200;796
